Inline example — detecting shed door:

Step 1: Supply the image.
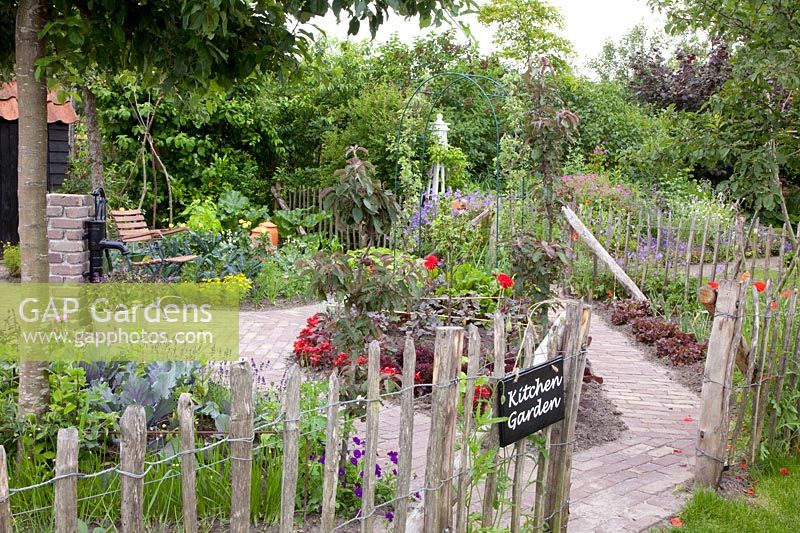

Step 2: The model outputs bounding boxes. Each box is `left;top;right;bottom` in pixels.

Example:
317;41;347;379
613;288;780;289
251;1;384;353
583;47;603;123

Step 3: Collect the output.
0;120;19;244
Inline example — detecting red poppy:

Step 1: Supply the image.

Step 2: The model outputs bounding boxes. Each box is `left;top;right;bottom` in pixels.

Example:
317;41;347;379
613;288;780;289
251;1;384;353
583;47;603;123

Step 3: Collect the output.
495;273;514;289
781;289;792;299
753;281;766;292
606;290;613;298
707;281;719;290
424;255;439;271
779;467;789;476
571;231;579;241
746;488;755;495
740;272;751;281
770;300;777;310
356;355;368;366
381;366;399;377
740;462;748;470
670;517;683;527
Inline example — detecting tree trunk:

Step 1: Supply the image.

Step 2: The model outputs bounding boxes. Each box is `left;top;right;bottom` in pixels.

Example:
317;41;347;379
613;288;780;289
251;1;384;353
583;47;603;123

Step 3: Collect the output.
82;85;104;189
15;0;51;419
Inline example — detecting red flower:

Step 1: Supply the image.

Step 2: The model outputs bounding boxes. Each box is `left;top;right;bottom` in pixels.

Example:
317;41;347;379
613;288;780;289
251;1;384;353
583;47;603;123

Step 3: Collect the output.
779;467;789;476
332;352;349;367
683;416;694;422
495;273;514;289
746;488;755;495
670;517;683;527
740;462;748;470
424;255;439;271
356;355;368;366
571;231;579;241
770;300;777;310
673;449;682;454
740;272;751;281
414;371;422;384
381;366;400;377
782;289;792;299
753;281;766;292
707;281;719;290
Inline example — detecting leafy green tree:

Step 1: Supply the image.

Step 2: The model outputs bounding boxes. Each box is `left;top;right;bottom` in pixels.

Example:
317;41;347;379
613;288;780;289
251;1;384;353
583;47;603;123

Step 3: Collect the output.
651;0;800;223
478;0;573;66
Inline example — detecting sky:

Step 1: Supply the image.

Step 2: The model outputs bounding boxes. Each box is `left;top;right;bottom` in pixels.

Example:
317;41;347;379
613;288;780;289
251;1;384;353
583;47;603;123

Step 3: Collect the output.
311;0;665;72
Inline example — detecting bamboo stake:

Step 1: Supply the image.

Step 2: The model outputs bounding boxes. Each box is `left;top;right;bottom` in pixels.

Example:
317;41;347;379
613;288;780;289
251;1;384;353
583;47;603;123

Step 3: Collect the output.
395;335;416;532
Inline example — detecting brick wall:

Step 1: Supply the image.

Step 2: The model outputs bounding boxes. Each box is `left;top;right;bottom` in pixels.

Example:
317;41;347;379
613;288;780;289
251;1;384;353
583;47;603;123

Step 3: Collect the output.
47;194;93;283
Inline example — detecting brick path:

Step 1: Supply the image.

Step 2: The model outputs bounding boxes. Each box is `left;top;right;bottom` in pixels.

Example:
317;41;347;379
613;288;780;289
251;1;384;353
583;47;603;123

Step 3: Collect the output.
239;305;699;532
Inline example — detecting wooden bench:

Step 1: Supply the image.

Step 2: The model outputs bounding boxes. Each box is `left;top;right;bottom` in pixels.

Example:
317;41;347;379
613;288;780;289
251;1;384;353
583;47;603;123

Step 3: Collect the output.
109;209;197;278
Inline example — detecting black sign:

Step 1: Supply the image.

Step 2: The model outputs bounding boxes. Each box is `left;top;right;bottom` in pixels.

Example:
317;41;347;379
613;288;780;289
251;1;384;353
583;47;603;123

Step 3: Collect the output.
497;357;565;447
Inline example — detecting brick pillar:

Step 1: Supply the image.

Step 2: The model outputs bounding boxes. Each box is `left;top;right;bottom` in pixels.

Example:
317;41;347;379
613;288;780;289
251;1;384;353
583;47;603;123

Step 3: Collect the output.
46;194;93;283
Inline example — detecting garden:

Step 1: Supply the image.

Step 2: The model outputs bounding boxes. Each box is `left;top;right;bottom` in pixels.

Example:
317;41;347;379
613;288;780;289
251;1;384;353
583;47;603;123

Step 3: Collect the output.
1;0;799;531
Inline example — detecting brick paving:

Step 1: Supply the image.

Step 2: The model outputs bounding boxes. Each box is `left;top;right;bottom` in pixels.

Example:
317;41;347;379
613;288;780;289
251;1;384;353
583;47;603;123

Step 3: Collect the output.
239;305;699;532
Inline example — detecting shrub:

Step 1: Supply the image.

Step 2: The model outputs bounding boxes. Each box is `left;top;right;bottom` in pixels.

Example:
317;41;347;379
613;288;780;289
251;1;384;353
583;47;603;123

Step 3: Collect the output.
1;242;20;277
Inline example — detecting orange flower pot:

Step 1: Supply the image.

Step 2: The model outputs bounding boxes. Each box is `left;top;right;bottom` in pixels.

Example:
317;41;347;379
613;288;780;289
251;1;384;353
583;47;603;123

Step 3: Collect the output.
250;221;279;248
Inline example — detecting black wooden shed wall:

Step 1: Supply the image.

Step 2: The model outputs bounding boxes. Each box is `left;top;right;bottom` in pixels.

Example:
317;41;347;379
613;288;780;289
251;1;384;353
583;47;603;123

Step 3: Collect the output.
0;119;71;244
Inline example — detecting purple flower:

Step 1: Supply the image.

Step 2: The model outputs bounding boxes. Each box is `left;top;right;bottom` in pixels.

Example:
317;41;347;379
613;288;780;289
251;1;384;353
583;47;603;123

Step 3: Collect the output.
309;454;316;461
338;468;345;477
354;484;363;499
388;451;398;465
350;457;358;466
353;449;362;459
385;510;394;522
318;455;326;465
392;468;398;476
353;436;361;445
375;464;382;478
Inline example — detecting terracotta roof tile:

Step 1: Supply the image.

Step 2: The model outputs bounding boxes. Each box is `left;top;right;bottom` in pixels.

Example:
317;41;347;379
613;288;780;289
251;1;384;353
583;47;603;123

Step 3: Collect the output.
0;81;79;124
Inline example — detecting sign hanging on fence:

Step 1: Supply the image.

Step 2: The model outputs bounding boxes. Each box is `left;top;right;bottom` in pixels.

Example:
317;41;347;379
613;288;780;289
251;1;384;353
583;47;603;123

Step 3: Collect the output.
497;357;565;447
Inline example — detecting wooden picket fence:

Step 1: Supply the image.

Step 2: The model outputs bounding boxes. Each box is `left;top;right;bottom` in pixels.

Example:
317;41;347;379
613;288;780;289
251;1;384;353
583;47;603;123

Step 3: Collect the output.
696;280;800;487
0;302;591;532
574;202;795;303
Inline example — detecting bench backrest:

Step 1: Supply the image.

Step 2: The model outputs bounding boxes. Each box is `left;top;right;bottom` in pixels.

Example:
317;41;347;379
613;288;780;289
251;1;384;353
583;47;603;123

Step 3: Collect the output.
109;209;154;243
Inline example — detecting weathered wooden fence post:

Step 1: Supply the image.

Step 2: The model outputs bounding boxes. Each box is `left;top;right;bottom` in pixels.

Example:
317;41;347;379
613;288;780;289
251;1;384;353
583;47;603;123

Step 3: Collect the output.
362;341;382;533
424;326;464;532
320;372;340;532
395;334;416;531
695;280;745;487
545;302;592;532
0;446;9;533
230;361;253;533
280;365;301;533
120;405;146;533
55;427;78;533
511;322;536;533
454;325;481;533
177;393;198;533
481;312;506;528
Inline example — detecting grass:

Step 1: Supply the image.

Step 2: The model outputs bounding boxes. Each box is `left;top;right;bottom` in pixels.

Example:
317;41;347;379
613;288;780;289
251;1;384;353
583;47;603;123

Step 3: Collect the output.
666;454;800;532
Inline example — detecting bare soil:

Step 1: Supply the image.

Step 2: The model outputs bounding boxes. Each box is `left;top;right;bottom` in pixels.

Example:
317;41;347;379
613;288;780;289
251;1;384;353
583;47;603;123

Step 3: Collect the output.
599;306;704;395
575;380;628;452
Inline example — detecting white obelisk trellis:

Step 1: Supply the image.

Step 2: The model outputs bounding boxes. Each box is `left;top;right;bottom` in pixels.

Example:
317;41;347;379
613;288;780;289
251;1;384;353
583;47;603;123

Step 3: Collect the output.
429;113;449;196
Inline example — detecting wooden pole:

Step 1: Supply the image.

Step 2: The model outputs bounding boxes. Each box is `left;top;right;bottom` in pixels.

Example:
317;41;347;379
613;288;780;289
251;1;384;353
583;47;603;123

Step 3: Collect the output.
562;206;648;301
695;280;746;487
0;446;9;533
511;322;536;533
455;325;481;533
230;362;253;533
710;218;722;283
481;312;507;528
768;290;798;446
177;393;198;533
320;373;340;533
698;215;711;283
395;335;416;532
55;428;78;533
621;211;632;269
362;341;381;533
545;302;591;532
424;327;464;532
120;405;146;533
640;209;652;287
280;365;300;533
